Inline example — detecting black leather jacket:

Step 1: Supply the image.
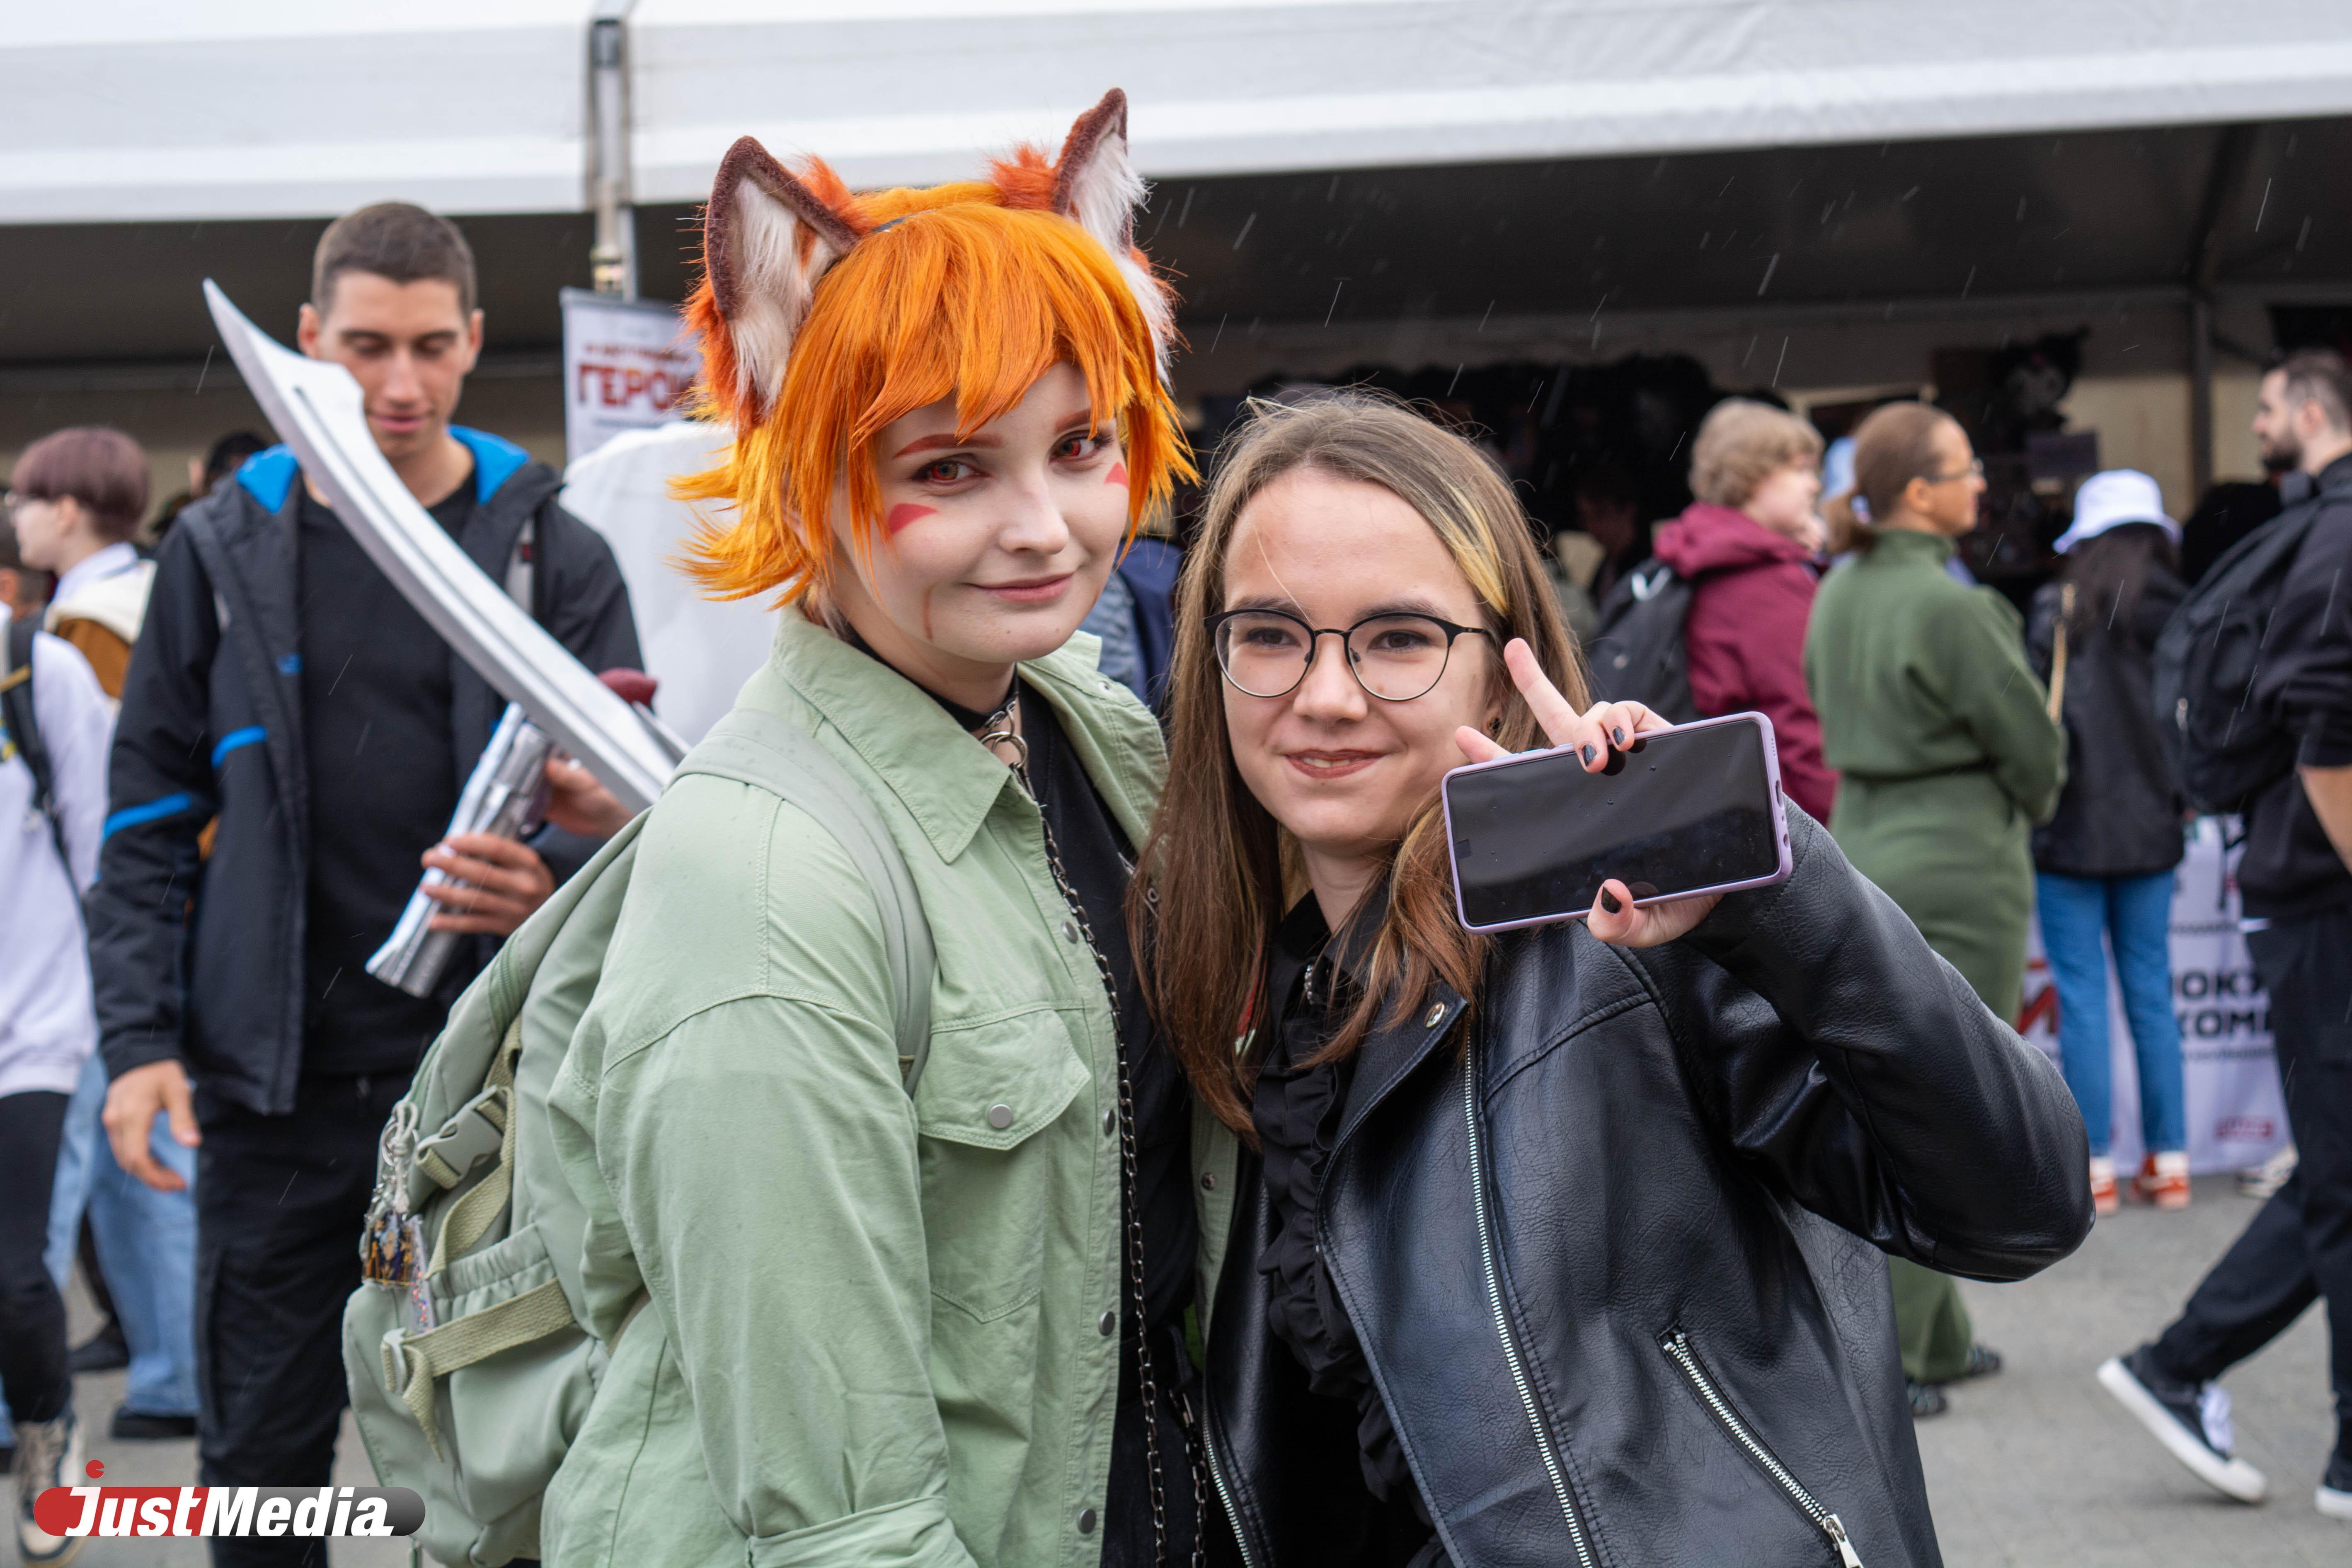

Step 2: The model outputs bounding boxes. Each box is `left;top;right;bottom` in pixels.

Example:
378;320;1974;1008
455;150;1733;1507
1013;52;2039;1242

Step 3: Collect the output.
1201;811;2091;1568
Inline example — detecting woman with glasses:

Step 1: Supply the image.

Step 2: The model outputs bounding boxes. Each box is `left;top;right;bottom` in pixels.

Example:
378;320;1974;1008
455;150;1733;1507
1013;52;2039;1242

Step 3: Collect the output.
1805;402;2069;1418
1137;391;2088;1567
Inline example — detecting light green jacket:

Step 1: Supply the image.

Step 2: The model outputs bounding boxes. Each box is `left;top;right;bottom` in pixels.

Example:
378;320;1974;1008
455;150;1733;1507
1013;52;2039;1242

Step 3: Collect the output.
542;613;1240;1568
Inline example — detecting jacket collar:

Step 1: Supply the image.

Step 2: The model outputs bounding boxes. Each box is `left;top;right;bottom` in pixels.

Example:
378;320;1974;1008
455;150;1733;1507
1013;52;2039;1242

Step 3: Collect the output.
1334;972;1469;1156
2282;451;2352;504
52;541;143;609
1868;526;1956;565
1655;502;1815;575
760;610;1164;863
235;426;539;513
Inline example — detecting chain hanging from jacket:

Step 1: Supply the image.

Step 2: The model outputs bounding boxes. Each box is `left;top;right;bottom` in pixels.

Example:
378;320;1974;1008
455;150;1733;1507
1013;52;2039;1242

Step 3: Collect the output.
980;690;1209;1567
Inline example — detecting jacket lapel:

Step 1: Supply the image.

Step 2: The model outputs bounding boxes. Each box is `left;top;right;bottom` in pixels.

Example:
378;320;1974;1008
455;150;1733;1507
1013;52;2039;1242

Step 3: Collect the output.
1334;979;1468;1156
194;487;309;854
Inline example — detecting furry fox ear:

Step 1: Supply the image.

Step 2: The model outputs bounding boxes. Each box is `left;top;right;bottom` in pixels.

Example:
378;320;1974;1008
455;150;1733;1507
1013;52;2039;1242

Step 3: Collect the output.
702;136;863;414
1049;89;1174;366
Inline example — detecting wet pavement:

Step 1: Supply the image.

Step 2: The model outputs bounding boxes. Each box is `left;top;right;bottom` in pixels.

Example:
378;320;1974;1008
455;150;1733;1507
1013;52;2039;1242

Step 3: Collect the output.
1917;1175;2342;1567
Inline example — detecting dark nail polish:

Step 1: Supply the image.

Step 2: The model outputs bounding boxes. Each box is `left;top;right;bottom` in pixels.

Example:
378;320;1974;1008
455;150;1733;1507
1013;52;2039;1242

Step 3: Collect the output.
1600;889;1623;914
1612;726;1628;746
1581;744;1597;764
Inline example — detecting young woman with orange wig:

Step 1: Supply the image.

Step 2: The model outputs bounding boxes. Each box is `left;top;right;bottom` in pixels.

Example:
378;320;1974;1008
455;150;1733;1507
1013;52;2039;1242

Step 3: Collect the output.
540;92;1235;1568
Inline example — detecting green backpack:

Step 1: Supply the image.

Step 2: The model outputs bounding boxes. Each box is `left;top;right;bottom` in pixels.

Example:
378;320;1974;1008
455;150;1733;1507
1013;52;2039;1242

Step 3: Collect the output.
341;705;934;1567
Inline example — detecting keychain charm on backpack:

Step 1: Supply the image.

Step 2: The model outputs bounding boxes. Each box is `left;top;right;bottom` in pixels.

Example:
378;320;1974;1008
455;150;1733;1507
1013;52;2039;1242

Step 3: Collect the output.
361;1103;436;1330
362;1211;436;1332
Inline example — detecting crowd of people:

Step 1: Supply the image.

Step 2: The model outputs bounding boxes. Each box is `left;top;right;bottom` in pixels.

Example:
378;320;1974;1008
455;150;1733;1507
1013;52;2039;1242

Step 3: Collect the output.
1553;356;2352;1496
0;86;2347;1568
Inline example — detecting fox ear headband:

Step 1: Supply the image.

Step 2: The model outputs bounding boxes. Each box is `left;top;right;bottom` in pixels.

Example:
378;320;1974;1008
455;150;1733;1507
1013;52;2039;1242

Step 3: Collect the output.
700;87;1170;418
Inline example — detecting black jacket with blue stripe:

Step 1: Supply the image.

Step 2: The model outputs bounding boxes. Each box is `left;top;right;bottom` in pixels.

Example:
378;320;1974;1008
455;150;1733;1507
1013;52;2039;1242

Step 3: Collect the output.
86;430;641;1115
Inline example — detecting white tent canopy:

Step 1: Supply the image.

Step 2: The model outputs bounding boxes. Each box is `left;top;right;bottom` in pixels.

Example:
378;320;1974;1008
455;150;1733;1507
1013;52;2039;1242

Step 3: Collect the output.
8;0;2352;225
1;2;592;223
629;0;2352;201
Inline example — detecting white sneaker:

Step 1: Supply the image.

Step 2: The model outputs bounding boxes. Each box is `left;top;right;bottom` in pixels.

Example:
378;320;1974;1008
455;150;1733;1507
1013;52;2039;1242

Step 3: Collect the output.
2319;1450;2352;1521
12;1408;86;1564
2096;1352;2267;1503
2237;1144;2296;1200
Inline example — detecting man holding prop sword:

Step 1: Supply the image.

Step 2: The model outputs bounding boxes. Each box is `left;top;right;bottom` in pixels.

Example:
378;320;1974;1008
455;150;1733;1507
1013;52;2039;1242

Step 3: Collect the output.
82;204;639;1566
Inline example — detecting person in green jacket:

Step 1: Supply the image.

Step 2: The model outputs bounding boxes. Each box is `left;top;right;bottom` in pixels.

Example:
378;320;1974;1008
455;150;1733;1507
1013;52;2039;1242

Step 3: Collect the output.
1806;401;2067;1415
540;95;1244;1568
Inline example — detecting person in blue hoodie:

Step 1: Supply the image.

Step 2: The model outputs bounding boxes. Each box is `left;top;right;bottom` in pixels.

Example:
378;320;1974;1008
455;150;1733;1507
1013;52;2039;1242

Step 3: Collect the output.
85;203;639;1565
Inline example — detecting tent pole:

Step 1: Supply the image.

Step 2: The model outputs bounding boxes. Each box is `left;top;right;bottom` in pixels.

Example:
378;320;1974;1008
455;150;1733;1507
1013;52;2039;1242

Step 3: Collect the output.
2190;294;2216;501
589;6;637;298
2184;124;2256;506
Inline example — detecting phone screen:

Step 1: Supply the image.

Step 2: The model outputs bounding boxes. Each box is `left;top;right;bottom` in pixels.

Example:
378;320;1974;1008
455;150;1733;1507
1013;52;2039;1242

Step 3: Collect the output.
1443;715;1787;930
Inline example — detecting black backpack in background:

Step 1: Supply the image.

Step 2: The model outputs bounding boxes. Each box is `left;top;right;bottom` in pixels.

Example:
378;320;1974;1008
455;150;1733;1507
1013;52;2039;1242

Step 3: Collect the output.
2151;475;2346;814
1586;562;1701;722
2;615;71;867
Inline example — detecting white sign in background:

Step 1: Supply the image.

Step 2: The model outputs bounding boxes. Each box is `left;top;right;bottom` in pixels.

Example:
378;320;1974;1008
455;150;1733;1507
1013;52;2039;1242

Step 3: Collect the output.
560;288;702;463
2020;818;2289;1176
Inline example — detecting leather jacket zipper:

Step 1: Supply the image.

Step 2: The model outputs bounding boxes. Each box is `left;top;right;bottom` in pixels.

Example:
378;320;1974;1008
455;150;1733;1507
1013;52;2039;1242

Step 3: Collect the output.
1464;1053;1598;1568
1660;1329;1865;1567
1201;1422;1260;1568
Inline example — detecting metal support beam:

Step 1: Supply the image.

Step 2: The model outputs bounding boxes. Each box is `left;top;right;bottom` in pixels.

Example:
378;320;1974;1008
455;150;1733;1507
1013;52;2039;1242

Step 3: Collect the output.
2184;124;2258;501
2190;292;2216;499
588;7;636;298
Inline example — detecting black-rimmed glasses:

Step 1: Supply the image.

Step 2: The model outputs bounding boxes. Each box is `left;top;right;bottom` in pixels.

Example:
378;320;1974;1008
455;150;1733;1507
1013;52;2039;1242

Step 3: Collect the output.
1206;608;1492;702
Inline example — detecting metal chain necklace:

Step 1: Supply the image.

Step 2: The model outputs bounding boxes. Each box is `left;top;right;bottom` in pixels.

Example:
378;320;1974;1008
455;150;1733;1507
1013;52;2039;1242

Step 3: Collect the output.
983;690;1209;1568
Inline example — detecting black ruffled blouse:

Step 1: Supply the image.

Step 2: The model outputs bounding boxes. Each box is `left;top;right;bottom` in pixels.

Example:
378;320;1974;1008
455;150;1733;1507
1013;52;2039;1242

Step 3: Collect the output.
1250;896;1432;1528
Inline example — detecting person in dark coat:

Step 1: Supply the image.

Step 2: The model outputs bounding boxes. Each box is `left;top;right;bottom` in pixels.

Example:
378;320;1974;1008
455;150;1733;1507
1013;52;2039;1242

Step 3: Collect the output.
2100;350;2352;1522
85;203;640;1564
1652;397;1839;822
2027;470;2190;1219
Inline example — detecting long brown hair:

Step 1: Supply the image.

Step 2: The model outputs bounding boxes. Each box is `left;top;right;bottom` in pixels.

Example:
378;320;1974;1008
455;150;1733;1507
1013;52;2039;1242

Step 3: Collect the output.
1131;390;1587;1138
2059;521;2178;640
1822;401;1957;553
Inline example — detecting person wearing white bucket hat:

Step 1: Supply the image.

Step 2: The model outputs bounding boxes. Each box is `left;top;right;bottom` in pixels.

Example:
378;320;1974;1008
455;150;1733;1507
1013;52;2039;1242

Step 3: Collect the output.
2027;470;2192;1221
2052;468;2180;554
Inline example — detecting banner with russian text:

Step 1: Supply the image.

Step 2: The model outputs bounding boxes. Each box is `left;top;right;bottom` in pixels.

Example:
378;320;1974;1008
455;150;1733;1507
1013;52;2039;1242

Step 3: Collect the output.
560;288;700;463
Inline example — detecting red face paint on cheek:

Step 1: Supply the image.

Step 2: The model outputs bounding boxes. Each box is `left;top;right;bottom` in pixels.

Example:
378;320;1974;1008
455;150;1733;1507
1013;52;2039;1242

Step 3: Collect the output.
1104;463;1129;489
886;503;938;534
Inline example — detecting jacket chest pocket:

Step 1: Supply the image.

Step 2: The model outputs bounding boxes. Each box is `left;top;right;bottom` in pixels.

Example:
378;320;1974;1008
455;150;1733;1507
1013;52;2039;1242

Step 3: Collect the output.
913;1008;1094;1323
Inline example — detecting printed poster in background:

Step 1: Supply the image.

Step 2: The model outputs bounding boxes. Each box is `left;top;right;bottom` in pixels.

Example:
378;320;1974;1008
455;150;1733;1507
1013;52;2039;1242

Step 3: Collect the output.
2020;818;2289;1176
561;288;702;462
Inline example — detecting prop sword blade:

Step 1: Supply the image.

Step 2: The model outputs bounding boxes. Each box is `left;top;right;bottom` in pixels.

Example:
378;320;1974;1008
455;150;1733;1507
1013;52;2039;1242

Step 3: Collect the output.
202;278;672;812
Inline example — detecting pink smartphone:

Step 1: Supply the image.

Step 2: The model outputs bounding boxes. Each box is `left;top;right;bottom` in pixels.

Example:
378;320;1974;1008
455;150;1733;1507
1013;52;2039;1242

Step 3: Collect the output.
1441;711;1794;933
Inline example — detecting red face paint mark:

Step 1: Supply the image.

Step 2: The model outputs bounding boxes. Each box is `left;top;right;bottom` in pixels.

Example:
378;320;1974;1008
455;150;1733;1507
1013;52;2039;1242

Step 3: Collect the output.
887;503;938;534
1104;463;1129;489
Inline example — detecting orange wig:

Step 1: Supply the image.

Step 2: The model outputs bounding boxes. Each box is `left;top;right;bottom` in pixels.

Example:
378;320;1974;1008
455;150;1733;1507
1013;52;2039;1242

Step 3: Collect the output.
678;89;1190;605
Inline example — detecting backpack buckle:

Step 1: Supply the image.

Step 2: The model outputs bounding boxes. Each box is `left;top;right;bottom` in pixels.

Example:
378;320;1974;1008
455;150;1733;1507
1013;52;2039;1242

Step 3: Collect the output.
414;1087;509;1190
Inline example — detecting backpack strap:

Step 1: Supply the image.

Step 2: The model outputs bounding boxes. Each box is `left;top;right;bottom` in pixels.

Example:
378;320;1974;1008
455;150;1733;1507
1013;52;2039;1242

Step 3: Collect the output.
675;706;937;1091
2046;583;2074;723
1;617;71;870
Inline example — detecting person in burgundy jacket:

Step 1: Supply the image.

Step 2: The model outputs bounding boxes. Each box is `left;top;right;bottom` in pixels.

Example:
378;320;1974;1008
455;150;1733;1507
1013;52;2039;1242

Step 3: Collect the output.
1653;397;1840;822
